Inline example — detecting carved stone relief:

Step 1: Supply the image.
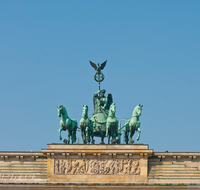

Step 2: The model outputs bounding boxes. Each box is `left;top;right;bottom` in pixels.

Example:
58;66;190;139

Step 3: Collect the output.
54;159;140;175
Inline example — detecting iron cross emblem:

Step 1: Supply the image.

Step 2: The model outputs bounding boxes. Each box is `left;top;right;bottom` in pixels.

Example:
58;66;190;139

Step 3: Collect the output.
89;60;107;83
94;72;104;82
90;60;107;90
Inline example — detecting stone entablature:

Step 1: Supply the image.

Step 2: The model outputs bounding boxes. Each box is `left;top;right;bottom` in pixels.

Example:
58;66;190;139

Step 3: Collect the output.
1;144;200;185
0;152;45;161
42;144;152;159
43;144;153;183
154;152;200;161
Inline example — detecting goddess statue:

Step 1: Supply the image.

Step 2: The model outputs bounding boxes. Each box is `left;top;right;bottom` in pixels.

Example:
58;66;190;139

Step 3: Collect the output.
93;89;113;114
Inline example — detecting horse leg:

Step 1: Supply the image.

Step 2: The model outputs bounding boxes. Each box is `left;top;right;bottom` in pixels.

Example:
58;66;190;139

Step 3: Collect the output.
113;131;117;144
59;127;63;140
91;125;94;144
86;126;89;143
136;128;141;141
68;130;71;144
117;121;121;144
124;124;129;144
91;133;94;144
71;130;75;144
111;131;115;144
89;121;94;144
107;128;111;144
97;125;103;136
117;131;121;144
110;130;112;144
88;124;92;144
72;122;77;144
72;130;75;144
80;127;85;144
125;131;129;144
129;130;135;144
106;125;108;137
106;123;110;137
73;126;77;144
108;134;110;144
87;128;91;144
129;134;132;144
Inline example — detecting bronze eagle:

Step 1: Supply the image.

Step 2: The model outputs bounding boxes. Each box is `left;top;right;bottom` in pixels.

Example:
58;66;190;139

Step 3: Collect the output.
89;60;107;72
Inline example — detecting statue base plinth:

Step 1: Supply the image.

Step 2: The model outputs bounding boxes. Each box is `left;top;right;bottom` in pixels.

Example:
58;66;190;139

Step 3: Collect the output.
42;144;153;183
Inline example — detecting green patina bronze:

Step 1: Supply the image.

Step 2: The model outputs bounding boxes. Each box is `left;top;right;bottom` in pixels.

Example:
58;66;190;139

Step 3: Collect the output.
57;105;77;144
90;60;107;90
124;104;143;144
57;60;143;144
90;89;116;144
106;103;121;144
93;89;113;113
89;61;121;144
80;105;94;144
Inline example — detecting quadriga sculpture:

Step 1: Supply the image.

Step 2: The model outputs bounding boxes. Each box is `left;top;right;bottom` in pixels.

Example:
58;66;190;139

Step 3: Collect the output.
57;105;77;144
124;104;143;144
106;103;121;144
80;105;94;144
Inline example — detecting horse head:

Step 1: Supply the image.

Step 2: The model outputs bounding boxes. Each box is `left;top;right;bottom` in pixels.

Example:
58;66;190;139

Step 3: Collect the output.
133;104;143;117
57;105;65;117
109;103;116;116
82;105;88;118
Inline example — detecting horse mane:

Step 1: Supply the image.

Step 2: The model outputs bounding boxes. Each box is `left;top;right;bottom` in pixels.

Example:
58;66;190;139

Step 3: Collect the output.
62;106;68;117
108;103;116;117
132;105;139;117
82;105;88;118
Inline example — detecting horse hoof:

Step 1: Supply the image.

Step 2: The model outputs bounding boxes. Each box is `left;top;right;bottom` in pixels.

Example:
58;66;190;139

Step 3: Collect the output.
63;139;68;144
111;140;115;144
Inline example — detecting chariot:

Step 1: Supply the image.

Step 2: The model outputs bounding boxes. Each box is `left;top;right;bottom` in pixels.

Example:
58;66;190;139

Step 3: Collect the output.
90;103;121;144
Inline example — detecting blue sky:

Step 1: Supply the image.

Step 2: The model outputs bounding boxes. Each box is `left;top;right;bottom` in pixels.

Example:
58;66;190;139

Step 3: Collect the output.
0;0;200;152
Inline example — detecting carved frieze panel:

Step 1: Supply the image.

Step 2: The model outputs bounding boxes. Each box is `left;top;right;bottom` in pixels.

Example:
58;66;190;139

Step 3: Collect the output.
54;159;140;175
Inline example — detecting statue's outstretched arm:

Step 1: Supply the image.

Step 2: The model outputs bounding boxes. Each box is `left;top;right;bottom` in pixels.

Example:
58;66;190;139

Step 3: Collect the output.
93;90;101;97
95;90;101;95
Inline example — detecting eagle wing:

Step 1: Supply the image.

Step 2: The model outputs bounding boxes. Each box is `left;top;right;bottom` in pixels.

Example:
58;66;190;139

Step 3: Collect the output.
100;60;107;70
89;60;97;70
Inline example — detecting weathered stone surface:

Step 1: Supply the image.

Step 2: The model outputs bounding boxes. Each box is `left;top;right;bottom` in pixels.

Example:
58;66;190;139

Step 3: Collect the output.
46;144;149;150
44;144;151;183
1;144;200;186
54;159;140;175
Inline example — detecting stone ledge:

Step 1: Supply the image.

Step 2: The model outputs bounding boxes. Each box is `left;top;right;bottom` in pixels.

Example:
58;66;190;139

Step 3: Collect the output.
154;152;200;157
47;144;149;150
1;182;200;190
1;182;200;185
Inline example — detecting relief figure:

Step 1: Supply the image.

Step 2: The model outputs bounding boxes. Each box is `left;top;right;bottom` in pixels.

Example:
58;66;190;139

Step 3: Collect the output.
54;159;140;175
